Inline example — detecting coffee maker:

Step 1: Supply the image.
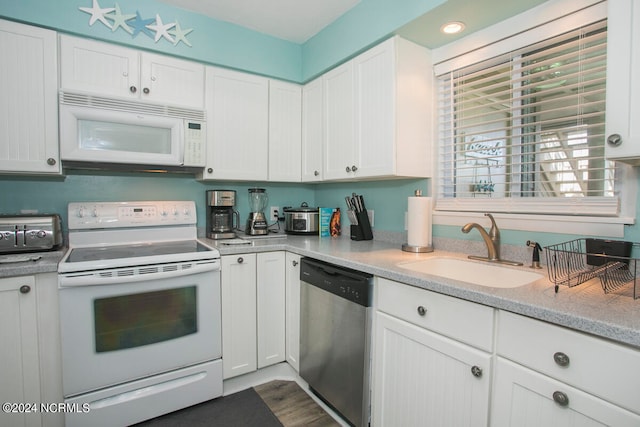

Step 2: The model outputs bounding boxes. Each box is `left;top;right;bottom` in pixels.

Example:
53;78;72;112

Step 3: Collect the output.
245;188;269;235
206;190;239;239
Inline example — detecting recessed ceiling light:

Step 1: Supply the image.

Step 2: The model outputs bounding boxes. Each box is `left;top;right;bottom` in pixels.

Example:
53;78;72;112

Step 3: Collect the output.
441;21;465;35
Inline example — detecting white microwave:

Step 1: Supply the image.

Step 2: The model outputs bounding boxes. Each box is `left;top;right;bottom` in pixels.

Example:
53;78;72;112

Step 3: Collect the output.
59;92;206;168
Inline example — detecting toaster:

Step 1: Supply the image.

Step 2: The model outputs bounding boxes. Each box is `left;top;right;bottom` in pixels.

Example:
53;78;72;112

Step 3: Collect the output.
0;214;63;254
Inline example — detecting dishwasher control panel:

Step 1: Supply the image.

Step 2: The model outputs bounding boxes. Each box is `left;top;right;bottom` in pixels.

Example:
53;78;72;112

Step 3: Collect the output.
299;257;372;306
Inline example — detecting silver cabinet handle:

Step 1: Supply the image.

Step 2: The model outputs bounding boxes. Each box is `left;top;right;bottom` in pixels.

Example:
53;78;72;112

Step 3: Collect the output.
129;86;137;93
552;391;569;406
471;365;483;378
314;170;319;176
292;260;298;266
47;158;56;166
345;166;351;172
207;168;213;173
237;257;244;264
143;87;150;94
20;285;31;294
553;351;570;367
417;306;426;316
351;165;358;172
607;133;622;147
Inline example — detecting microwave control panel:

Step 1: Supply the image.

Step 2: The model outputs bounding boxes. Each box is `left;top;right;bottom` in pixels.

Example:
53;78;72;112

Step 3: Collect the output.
183;121;206;167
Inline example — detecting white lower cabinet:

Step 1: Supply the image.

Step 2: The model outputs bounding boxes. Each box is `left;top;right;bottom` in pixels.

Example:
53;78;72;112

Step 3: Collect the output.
256;251;286;369
492;311;640;426
221;252;285;379
284;253;301;371
0;273;63;427
372;278;492;426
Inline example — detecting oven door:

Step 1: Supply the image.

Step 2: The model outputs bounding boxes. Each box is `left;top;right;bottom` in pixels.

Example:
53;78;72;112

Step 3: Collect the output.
58;259;221;397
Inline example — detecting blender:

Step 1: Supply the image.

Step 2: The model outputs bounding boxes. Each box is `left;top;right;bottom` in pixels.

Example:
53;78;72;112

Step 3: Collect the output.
245;188;269;235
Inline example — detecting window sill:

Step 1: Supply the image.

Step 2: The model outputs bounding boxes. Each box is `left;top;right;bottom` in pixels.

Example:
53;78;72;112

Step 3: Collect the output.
433;211;634;238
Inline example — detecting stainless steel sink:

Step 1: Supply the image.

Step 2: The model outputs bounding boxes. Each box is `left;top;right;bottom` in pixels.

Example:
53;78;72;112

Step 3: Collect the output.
397;257;543;288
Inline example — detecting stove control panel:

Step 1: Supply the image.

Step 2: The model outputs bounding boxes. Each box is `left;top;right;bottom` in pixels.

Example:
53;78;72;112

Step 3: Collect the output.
68;201;196;229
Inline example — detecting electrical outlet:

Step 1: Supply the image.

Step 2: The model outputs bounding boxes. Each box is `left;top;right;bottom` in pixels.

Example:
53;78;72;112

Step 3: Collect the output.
269;206;279;222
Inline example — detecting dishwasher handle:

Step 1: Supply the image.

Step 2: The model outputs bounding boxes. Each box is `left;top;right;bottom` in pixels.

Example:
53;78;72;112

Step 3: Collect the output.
300;257;372;307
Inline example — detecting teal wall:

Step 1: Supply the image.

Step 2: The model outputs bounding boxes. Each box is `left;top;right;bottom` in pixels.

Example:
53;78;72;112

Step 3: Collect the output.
0;0;638;247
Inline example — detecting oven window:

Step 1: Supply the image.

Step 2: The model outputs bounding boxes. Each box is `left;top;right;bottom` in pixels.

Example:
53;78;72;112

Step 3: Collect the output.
94;286;197;353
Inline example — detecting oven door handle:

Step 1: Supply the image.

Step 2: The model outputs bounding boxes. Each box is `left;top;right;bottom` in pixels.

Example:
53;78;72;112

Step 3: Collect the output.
59;260;220;287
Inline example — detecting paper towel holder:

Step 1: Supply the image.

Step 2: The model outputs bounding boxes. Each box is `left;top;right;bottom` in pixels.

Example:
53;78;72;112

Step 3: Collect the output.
402;189;434;253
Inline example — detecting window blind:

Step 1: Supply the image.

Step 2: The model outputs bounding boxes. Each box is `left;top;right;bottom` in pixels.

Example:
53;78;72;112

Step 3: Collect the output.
436;19;618;216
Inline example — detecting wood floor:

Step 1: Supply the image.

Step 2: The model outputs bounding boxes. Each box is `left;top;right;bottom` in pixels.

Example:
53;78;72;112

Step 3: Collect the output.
254;380;341;427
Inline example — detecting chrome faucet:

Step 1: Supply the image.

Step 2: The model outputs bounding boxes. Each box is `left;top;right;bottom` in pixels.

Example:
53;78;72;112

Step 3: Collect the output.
461;213;522;266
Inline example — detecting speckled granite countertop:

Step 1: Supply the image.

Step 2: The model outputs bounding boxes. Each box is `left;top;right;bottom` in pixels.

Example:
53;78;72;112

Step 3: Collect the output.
208;234;640;349
2;235;638;349
0;249;66;278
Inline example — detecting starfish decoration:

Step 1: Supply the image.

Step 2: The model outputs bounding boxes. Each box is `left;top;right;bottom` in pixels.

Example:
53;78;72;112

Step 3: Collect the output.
79;0;114;29
131;10;155;38
169;21;193;47
106;3;135;34
146;14;176;43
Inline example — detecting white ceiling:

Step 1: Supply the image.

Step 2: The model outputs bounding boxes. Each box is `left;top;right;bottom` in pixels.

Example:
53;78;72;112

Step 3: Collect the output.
157;0;361;43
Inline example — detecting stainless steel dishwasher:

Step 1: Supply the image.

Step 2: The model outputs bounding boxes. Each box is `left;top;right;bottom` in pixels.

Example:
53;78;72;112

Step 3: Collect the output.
299;257;373;427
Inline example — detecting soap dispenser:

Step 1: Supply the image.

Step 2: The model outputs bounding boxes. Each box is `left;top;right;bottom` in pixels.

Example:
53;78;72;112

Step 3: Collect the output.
526;240;543;269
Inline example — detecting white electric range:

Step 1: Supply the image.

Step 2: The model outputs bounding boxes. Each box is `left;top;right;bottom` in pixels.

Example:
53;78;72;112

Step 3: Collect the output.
58;201;222;427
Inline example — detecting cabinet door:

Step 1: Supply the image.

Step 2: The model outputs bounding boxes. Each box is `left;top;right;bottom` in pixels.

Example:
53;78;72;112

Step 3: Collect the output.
353;39;395;178
372;312;491;427
256;252;286;369
284;252;301;371
323;62;355;180
203;67;269;180
301;77;323;181
221;254;257;379
268;81;302;182
492;358;640;427
59;35;139;99
0;20;59;175
140;52;204;109
605;0;640;164
0;276;41;427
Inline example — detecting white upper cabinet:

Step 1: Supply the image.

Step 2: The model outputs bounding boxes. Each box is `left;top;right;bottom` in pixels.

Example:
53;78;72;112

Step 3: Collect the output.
0;20;60;175
323;36;433;181
605;0;640;164
59;35;204;109
268;80;302;182
201;67;269;181
301;77;324;181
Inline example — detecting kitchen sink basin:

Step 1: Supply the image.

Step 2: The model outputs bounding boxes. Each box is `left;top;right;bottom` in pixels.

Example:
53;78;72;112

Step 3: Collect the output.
397;257;543;288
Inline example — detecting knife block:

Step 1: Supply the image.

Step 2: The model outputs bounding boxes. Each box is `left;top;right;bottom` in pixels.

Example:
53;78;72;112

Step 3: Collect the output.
350;209;373;241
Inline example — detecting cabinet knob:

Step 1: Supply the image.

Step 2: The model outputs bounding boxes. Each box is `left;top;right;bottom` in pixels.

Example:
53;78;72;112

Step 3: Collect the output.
46;157;56;166
345;166;351;173
553;351;570;367
143;87;150;94
607;133;622;147
237;257;244;264
129;86;137;93
20;285;31;294
470;365;483;378
552;391;569;407
417;305;427;316
207;168;213;173
314;170;319;176
351;165;358;172
292;260;298;266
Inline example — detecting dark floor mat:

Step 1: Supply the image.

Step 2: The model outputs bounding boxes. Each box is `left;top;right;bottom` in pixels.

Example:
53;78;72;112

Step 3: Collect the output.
133;388;283;427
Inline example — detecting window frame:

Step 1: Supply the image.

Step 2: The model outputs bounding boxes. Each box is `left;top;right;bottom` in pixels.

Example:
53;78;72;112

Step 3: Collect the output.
430;0;636;237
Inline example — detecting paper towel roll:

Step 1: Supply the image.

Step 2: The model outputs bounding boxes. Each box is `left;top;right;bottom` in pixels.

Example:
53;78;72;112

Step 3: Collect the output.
407;195;432;248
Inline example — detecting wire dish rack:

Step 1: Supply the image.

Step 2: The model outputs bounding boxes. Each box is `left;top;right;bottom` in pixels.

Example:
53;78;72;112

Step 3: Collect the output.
545;238;639;298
